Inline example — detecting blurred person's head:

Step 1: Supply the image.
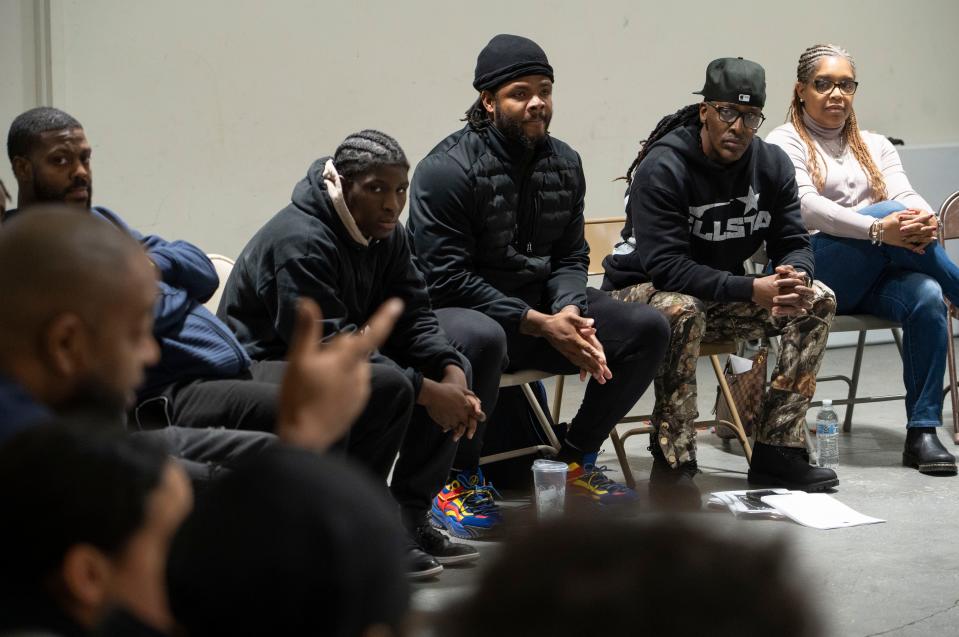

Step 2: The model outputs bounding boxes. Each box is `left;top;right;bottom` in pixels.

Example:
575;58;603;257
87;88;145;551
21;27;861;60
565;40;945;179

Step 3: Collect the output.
0;207;160;416
464;34;554;148
168;446;409;637
441;517;818;637
7;107;92;211
332;129;410;241
0;425;192;633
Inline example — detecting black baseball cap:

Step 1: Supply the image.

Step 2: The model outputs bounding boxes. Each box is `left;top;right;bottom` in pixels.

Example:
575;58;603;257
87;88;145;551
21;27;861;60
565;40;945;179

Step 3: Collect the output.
694;57;766;108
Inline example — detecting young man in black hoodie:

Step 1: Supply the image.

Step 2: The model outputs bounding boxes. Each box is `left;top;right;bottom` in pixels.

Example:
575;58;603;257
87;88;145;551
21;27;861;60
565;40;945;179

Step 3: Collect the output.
219;130;505;576
408;34;670;514
603;57;838;503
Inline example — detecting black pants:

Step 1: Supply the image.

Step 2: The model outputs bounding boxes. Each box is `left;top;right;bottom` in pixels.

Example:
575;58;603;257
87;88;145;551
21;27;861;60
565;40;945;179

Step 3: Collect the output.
454;287;670;468
157;360;287;432
351;308;507;522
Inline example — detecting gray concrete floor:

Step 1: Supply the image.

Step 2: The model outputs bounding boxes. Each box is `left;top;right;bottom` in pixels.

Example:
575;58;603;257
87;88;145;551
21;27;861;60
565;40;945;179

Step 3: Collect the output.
412;341;959;637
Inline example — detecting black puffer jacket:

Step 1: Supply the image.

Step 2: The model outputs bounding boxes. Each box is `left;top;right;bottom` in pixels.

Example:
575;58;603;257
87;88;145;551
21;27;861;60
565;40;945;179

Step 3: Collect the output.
408;124;589;333
218;158;463;395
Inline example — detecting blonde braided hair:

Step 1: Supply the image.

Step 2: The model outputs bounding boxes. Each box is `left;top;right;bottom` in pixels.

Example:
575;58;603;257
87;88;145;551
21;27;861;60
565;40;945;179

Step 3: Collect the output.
787;44;887;202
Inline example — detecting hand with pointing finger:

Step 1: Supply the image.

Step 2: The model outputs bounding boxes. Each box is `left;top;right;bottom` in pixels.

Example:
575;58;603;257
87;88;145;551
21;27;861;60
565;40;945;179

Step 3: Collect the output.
277;296;404;452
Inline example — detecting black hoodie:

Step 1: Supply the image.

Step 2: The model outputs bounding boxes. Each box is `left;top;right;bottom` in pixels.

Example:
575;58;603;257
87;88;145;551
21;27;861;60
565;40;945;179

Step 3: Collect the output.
602;123;813;302
217;158;463;395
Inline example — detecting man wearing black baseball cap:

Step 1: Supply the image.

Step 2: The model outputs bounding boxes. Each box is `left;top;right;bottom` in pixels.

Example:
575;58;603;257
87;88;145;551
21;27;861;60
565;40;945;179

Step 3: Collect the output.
408;34;669;531
603;57;839;507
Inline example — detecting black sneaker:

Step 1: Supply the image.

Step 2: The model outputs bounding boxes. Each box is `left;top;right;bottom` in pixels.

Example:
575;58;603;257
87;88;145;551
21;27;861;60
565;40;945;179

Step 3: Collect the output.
747;442;838;492
406;540;443;580
648;441;701;511
412;522;480;565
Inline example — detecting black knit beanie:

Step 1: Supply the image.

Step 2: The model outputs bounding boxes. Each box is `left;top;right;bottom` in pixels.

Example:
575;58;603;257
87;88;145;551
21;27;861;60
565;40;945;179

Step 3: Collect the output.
473;34;554;91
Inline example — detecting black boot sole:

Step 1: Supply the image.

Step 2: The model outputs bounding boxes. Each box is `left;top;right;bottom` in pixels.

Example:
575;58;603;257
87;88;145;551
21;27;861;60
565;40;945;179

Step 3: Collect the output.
747;471;839;492
902;452;958;475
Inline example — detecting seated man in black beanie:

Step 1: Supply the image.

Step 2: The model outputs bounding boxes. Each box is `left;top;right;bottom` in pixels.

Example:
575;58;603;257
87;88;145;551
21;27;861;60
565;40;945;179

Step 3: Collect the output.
168;445;409;637
219;129;503;574
408;34;670;521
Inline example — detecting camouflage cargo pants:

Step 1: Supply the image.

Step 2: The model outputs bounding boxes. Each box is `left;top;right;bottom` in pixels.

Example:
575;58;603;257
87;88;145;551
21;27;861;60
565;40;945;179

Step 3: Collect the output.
610;281;836;467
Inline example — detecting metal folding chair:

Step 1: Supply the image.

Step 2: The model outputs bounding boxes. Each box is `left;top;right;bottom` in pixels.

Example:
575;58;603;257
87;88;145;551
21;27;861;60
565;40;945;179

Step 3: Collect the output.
938;190;959;443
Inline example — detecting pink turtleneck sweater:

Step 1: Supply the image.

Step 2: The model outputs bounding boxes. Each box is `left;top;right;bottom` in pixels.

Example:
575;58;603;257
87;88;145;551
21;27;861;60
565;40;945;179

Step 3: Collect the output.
766;112;932;239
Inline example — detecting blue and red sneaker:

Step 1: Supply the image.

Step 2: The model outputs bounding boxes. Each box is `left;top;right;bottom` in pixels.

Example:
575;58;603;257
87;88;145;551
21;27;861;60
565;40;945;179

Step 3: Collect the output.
566;453;638;506
430;468;503;539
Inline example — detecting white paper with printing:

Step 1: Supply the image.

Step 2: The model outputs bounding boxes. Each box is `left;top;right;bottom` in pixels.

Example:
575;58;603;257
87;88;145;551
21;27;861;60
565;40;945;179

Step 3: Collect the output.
760;492;885;529
707;489;791;518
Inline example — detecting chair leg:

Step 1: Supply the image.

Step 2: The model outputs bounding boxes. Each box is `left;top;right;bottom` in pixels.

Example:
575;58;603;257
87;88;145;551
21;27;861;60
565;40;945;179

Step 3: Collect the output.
947;309;959;444
843;330;868;433
608;428;636;489
550;375;566;425
520;383;562;453
892;327;903;356
710;354;752;464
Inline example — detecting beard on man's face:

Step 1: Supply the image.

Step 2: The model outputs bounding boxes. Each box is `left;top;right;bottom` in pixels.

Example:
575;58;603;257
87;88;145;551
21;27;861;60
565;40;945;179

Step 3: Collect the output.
32;173;92;209
493;102;551;149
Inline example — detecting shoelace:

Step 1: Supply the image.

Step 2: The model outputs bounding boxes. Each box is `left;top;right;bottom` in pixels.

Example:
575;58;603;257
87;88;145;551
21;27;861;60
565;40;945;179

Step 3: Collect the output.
581;465;631;494
460;482;502;516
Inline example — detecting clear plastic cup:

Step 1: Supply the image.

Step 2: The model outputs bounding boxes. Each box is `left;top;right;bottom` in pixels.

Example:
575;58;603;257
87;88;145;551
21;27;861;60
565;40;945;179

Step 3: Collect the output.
532;459;568;519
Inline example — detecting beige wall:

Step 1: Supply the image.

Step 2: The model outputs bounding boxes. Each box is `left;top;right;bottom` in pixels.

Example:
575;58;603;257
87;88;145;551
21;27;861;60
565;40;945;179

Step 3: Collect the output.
0;0;38;203
2;0;958;256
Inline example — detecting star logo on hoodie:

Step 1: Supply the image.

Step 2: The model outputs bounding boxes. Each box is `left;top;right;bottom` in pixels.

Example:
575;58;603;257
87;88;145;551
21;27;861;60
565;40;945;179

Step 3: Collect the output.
736;186;761;214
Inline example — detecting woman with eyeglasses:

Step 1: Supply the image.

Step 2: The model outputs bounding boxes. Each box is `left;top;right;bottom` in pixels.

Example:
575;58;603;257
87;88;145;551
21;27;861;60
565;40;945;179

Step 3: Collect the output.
767;43;959;476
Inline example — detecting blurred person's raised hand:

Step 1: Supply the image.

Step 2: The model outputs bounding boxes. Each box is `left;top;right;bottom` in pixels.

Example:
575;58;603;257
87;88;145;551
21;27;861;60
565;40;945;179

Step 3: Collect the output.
277;297;403;451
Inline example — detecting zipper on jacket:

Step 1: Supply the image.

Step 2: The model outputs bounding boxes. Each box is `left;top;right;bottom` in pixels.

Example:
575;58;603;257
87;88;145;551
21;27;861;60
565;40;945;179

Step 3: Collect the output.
516;154;537;255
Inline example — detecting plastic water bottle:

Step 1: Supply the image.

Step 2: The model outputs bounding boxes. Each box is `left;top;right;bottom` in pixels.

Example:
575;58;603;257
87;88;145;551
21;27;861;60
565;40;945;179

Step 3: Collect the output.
816;399;839;470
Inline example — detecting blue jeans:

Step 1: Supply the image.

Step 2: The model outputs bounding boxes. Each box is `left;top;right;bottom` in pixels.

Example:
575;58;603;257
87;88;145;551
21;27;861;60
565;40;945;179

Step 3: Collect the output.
812;201;959;427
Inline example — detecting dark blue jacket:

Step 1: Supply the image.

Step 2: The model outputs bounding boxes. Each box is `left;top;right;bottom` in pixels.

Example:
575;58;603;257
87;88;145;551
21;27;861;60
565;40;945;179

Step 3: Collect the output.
4;206;251;399
93;208;252;397
0;374;53;445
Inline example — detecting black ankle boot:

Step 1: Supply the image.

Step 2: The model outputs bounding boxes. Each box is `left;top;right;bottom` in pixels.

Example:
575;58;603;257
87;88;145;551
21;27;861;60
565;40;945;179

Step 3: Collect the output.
648;440;701;511
903;428;957;475
747;442;838;492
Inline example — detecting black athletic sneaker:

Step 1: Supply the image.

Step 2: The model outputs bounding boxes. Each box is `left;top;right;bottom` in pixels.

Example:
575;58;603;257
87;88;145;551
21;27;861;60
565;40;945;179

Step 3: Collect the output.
747;442;838;491
412;522;480;566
